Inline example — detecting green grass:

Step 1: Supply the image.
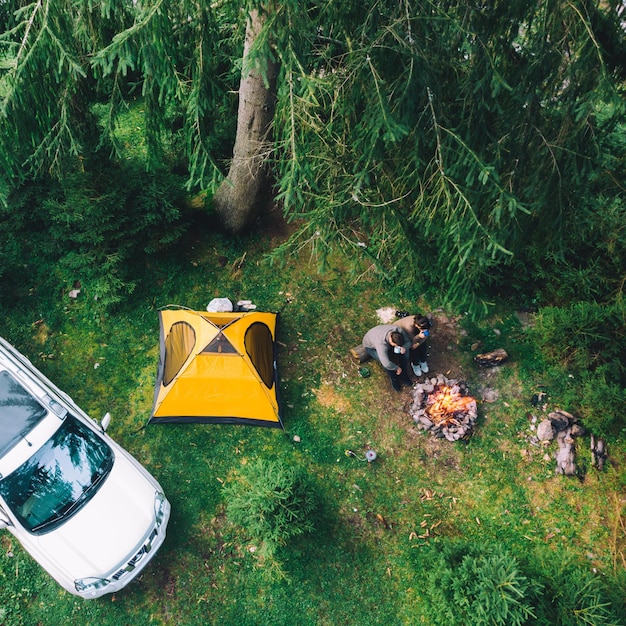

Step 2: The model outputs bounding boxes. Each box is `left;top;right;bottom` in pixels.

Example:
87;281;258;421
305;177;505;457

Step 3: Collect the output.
1;221;625;625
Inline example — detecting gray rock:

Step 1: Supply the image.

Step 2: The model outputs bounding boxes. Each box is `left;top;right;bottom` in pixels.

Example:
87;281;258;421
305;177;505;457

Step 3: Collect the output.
537;420;555;441
481;389;499;403
549;411;572;432
555;426;577;476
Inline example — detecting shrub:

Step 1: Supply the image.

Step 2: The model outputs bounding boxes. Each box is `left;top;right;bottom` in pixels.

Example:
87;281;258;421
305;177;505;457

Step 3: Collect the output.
0;164;188;311
531;301;626;437
419;541;540;626
533;557;624;626
224;459;317;566
576;367;626;439
532;301;625;381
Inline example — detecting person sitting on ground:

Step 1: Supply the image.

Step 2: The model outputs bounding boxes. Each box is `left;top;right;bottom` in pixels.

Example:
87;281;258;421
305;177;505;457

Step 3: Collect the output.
395;314;432;377
362;324;412;391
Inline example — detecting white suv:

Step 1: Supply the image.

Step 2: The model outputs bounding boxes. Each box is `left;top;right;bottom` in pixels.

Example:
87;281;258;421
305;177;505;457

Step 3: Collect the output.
0;336;170;598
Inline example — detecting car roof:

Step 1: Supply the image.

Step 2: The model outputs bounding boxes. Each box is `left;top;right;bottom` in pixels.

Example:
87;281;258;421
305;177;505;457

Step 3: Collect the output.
0;369;48;457
0;338;74;477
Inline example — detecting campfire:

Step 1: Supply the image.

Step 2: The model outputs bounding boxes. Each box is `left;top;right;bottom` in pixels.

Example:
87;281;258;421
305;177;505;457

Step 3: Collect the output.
410;375;478;441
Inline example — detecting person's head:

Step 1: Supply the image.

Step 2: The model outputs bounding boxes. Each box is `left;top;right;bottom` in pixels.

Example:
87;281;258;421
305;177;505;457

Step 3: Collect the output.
414;315;431;332
389;331;404;347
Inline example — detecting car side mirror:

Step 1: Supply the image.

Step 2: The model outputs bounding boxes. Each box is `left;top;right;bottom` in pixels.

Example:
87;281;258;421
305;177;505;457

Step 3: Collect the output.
101;412;111;432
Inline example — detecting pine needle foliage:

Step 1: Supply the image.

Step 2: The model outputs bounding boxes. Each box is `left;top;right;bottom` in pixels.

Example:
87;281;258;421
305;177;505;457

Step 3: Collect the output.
510;102;626;306
0;0;132;183
223;458;317;571
91;0;241;185
2;0;625;315
418;541;541;626
533;555;625;626
269;0;626;315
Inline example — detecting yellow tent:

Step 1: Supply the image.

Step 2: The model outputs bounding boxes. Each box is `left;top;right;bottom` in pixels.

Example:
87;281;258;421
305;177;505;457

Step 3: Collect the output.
150;309;282;428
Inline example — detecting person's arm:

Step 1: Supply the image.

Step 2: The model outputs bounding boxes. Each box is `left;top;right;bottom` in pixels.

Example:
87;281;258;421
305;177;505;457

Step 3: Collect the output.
413;331;427;348
378;344;397;371
386;330;406;374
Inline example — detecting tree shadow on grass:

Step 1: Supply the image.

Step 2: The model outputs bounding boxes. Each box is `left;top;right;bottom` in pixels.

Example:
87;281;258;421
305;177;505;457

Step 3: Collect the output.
259;495;413;626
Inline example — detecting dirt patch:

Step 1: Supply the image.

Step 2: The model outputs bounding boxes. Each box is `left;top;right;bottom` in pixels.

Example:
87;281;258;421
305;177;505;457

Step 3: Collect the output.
425;311;469;381
315;384;352;414
329;308;507;474
259;201;299;241
32;320;52;345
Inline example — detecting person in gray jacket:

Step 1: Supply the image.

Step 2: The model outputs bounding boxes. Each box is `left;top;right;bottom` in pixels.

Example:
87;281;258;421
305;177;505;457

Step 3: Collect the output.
362;324;412;391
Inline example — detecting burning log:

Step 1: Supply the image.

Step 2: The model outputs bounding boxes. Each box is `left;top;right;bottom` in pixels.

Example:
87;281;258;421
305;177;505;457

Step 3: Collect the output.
427;388;476;422
410;376;478;441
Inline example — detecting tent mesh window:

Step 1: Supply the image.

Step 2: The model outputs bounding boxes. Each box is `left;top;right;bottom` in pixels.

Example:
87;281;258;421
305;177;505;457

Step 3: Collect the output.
163;321;196;386
202;330;237;354
244;322;275;388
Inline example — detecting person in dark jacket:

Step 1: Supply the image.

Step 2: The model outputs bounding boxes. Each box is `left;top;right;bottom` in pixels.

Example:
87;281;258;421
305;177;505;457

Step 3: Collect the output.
394;314;432;377
362;324;411;391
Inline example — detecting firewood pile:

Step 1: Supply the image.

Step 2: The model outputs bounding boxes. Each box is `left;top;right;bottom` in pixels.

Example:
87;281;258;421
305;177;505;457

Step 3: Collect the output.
410;374;478;442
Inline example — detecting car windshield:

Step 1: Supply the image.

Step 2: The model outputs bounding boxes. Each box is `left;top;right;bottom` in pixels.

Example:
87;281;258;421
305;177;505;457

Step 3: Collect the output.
0;370;48;457
0;415;113;535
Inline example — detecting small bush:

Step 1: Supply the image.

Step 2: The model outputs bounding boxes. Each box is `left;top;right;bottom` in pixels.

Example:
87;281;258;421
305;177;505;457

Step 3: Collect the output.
419;541;540;626
531;301;626;437
532;301;625;381
576;367;626;439
224;459;317;565
533;556;624;626
1;164;188;312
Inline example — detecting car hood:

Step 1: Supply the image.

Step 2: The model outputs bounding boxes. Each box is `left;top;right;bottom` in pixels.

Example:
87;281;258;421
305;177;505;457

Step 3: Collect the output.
29;451;158;580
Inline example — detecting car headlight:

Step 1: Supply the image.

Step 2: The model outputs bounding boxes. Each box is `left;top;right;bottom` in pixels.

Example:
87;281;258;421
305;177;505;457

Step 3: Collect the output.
154;491;167;526
74;576;110;595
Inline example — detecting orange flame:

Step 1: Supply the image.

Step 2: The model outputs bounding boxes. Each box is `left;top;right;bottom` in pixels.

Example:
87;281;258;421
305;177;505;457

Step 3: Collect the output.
426;385;475;424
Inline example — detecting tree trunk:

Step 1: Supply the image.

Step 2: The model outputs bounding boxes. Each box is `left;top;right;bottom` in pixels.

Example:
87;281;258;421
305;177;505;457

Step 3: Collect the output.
212;8;278;234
